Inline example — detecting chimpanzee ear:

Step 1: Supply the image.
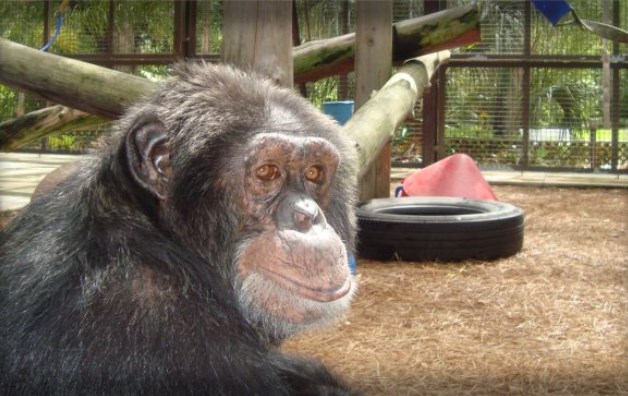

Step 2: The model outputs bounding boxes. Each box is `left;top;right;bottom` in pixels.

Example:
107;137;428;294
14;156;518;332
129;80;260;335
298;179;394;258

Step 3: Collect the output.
126;118;171;200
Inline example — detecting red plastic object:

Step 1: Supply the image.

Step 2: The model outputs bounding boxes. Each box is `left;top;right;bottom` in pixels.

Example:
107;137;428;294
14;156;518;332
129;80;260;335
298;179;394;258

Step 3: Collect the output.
399;153;497;201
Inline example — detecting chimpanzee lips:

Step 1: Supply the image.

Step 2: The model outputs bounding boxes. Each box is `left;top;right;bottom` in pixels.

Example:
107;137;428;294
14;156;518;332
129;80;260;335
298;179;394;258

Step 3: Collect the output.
262;267;352;302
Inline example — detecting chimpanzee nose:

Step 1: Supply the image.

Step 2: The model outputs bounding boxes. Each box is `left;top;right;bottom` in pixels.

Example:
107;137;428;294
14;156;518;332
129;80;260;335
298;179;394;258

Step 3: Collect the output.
276;194;326;233
293;199;319;232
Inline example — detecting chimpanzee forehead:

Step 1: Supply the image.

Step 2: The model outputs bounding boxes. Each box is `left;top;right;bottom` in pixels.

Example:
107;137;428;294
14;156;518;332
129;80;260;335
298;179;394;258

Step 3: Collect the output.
249;132;337;153
265;96;338;138
244;133;340;165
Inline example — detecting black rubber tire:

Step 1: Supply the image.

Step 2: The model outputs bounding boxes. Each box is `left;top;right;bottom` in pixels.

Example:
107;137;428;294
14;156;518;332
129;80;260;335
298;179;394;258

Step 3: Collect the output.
356;197;524;262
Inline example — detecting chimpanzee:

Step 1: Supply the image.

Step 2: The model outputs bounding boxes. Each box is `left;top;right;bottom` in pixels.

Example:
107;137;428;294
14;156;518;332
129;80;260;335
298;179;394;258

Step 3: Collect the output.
0;63;358;395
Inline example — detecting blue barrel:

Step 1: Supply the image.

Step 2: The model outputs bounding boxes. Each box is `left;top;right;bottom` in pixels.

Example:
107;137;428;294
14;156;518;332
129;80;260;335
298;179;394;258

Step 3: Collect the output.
324;100;356;273
323;101;354;126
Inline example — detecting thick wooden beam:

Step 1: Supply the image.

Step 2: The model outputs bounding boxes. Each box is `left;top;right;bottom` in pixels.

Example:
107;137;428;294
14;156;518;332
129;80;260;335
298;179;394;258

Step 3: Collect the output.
223;0;293;87
355;0;393;203
393;3;478;58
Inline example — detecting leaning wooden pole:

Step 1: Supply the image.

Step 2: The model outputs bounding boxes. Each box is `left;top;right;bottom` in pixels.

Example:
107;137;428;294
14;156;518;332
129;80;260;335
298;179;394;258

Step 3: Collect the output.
0;106;105;150
342;51;450;180
0;39;157;119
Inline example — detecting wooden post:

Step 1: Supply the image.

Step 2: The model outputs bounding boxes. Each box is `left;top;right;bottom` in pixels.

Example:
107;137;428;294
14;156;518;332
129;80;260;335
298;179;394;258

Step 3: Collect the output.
421;0;445;167
589;126;597;170
421;73;438;167
337;0;351;100
355;0;393;202
223;0;293;88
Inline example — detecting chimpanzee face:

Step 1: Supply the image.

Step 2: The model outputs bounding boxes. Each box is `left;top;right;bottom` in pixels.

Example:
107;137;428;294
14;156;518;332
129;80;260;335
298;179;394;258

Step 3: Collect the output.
235;132;354;340
124;64;357;342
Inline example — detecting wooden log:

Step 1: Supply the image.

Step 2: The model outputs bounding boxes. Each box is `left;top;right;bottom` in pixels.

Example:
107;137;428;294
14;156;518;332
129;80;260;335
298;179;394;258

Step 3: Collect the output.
0;106;105;150
393;3;480;58
0;38;158;119
293;3;478;83
342;51;451;180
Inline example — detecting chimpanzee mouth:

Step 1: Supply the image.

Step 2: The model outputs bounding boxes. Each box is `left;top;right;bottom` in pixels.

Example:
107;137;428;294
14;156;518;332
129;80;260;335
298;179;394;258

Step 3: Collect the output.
260;267;352;303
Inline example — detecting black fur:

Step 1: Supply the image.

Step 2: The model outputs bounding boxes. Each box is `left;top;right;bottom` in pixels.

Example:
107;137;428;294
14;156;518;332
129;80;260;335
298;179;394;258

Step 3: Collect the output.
0;63;357;395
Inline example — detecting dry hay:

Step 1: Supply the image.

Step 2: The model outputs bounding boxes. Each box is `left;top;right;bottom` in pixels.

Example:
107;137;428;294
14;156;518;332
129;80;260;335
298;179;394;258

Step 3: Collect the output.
283;185;628;395
2;186;626;394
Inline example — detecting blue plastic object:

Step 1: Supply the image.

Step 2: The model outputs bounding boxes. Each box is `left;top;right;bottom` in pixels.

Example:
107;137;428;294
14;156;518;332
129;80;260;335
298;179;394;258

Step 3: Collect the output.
41;12;63;52
348;253;356;274
323;101;354;126
531;0;571;25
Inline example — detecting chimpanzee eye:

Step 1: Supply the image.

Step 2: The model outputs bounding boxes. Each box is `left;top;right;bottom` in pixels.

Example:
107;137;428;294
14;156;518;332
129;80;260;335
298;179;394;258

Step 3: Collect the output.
304;165;324;184
256;164;280;181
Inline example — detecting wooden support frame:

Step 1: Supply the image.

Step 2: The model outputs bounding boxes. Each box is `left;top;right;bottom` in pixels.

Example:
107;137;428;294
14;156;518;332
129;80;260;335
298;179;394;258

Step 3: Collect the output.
355;0;393;202
223;0;293;88
0;3;479;150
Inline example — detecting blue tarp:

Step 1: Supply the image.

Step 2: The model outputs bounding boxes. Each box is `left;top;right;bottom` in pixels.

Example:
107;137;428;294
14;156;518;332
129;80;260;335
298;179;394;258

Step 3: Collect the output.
530;0;628;43
530;0;572;25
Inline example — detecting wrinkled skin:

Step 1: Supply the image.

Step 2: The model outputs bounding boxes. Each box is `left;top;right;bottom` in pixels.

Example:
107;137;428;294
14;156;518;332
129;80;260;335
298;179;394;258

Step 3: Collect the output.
0;63;358;395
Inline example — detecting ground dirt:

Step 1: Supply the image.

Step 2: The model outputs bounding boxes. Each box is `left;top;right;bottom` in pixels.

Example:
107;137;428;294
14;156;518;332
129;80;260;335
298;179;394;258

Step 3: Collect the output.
2;186;626;395
283;185;628;395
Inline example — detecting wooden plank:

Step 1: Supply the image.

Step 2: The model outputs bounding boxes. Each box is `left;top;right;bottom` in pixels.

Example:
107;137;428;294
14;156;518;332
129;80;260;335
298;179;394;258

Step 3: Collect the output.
355;0;393;203
421;74;438;166
223;0;293;88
